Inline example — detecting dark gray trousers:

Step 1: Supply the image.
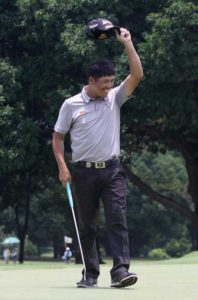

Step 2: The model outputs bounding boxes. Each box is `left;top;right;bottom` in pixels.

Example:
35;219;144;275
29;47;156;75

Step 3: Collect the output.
72;161;130;280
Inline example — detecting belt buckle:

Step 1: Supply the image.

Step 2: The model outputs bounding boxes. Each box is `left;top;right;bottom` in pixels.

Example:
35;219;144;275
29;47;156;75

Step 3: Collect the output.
95;162;106;169
85;162;92;168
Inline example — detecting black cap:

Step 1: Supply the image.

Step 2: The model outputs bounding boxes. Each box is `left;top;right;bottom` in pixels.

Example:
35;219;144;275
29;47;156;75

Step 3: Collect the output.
85;18;120;40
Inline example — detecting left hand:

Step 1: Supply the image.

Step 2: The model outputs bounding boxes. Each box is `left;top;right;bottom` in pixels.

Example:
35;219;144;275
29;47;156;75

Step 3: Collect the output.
115;27;132;44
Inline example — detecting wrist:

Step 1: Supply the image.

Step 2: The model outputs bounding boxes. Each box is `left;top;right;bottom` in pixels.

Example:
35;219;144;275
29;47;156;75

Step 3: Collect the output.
58;162;68;172
123;40;134;49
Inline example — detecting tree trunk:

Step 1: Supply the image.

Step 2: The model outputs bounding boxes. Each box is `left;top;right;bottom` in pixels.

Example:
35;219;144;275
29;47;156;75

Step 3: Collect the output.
15;173;31;263
18;236;25;263
126;122;198;248
122;162;198;228
52;236;62;259
193;203;198;250
184;158;198;250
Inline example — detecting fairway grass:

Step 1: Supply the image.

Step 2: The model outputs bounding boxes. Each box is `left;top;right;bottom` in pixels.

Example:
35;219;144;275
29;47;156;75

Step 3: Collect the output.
0;253;198;300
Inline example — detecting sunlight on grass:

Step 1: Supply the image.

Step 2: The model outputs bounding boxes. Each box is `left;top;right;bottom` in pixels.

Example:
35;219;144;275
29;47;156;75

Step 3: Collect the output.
0;253;197;300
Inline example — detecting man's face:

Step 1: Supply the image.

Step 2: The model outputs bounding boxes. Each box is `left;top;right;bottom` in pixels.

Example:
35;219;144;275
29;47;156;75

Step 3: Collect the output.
89;75;115;98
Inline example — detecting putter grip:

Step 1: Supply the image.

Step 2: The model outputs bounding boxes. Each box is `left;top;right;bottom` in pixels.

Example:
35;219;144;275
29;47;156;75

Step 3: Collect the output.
66;182;74;208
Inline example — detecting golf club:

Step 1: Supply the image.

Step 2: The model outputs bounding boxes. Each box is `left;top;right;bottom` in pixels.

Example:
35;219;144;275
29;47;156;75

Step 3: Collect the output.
66;182;86;281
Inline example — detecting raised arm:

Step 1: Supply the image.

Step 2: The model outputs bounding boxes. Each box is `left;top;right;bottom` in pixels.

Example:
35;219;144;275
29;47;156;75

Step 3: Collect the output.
116;28;143;97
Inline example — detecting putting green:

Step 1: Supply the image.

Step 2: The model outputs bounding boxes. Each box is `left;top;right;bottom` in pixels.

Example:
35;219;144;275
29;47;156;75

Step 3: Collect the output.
0;256;197;300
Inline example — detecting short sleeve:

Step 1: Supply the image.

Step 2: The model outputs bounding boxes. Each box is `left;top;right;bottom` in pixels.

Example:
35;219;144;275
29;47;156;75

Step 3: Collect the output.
54;100;72;134
111;82;129;107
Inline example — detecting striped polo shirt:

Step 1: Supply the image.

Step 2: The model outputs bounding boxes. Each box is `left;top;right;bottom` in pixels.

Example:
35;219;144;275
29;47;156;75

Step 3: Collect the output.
54;82;129;162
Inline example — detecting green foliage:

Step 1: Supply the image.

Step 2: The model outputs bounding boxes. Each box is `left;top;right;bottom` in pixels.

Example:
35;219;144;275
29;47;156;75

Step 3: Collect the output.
121;1;198;253
148;248;169;259
25;238;38;256
141;0;198;83
0;0;197;259
0;226;6;242
126;150;192;256
165;237;191;257
130;151;189;210
27;180;74;254
137;0;198;133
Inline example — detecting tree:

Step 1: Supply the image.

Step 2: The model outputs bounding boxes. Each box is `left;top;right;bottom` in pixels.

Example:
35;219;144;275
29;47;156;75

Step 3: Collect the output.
126;151;192;256
1;0;197;261
0;0;74;262
0;0;124;262
121;0;198;248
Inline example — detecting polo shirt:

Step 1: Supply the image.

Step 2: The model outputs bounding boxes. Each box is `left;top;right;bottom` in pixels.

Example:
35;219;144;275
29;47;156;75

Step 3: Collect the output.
54;82;129;162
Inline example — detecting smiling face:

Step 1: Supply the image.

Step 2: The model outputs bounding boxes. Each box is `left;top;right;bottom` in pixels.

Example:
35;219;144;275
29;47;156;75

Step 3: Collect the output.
88;75;115;98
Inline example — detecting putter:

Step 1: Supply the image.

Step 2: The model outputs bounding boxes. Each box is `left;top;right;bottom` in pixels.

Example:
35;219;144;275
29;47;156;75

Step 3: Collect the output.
66;182;86;281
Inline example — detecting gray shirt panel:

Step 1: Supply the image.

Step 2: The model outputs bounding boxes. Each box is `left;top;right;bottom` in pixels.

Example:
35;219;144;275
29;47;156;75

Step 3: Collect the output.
54;82;129;162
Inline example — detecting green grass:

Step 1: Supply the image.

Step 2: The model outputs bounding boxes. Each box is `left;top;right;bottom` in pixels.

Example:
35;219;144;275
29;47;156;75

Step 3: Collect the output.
177;250;198;262
133;250;198;265
0;251;198;270
0;252;197;300
0;260;67;270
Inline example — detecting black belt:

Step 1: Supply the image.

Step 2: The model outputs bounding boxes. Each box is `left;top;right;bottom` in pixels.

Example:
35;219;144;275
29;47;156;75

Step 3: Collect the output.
73;158;120;169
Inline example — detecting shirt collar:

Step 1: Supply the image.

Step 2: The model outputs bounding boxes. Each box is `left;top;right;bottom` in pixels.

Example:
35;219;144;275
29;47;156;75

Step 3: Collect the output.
81;86;110;106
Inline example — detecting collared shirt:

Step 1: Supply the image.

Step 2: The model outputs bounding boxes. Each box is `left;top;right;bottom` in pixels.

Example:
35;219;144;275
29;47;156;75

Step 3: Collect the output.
54;82;129;162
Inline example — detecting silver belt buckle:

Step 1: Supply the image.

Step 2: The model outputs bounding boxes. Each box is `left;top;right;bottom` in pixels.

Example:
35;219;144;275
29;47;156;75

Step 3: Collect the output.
85;162;92;168
95;162;106;169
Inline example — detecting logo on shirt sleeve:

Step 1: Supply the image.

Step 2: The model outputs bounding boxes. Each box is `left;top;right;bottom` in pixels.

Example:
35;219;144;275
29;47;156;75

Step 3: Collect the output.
79;110;87;116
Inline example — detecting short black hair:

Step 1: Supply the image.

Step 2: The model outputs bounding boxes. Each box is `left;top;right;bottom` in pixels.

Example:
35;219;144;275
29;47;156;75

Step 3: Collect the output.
87;60;115;79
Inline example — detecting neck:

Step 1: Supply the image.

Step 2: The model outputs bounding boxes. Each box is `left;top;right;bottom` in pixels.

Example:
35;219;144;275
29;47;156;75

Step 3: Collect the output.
85;85;100;99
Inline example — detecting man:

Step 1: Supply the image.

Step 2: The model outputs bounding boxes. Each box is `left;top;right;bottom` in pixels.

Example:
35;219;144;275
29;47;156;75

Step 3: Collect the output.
3;248;10;264
11;248;18;263
63;246;72;263
52;27;143;288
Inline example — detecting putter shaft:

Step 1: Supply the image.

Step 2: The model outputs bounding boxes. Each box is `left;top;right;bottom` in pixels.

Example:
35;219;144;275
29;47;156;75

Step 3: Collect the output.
66;182;86;280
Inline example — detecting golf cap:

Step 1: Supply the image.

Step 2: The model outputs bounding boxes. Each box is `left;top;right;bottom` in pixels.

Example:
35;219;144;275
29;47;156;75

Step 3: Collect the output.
85;18;120;40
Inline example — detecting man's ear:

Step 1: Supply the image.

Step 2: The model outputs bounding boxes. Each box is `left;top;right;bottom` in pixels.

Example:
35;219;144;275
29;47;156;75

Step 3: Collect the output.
89;76;97;85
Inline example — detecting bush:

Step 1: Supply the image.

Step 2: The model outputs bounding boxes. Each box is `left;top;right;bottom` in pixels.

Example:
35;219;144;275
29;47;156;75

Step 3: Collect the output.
25;239;38;256
165;238;191;258
148;248;169;260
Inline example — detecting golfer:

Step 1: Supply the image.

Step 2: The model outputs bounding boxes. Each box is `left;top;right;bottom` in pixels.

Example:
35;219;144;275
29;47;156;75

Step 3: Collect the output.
52;27;143;288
